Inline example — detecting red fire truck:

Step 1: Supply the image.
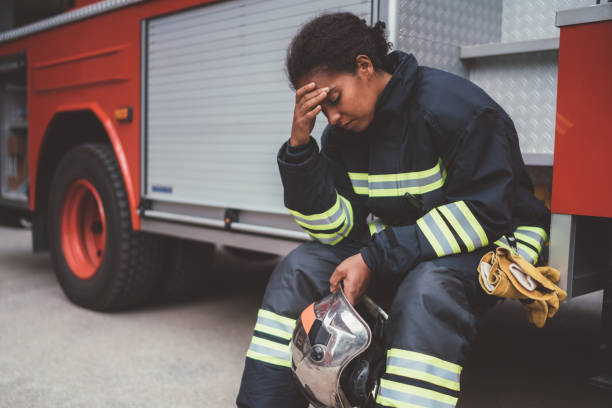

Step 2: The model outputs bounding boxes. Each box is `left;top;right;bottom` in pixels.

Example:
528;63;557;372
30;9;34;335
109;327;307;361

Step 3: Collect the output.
0;0;610;358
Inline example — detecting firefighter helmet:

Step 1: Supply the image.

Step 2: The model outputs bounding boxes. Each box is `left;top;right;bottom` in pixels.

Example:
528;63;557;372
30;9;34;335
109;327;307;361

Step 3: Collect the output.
290;287;387;408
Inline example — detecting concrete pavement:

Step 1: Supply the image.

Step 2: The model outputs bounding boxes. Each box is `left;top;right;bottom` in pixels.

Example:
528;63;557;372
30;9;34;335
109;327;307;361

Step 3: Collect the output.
0;225;611;407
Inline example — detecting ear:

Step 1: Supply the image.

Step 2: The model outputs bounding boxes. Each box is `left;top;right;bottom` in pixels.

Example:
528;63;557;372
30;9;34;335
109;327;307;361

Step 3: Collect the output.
355;54;374;80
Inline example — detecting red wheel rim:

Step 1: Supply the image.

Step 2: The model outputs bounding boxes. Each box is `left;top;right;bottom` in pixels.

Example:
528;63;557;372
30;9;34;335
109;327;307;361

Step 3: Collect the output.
60;179;107;279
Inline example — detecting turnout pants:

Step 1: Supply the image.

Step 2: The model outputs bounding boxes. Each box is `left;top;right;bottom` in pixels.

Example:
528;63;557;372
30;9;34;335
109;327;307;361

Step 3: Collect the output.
236;240;497;408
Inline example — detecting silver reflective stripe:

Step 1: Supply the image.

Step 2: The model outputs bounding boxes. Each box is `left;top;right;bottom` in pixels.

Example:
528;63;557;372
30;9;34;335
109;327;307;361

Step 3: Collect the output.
387;356;460;384
351;179;369;189
515;228;546;250
312;196;353;245
495;236;537;264
444;202;485;249
378;386;456;408
290;198;345;228
257;316;294;335
248;342;290;361
517;245;536;264
420;211;454;256
368;171;443;190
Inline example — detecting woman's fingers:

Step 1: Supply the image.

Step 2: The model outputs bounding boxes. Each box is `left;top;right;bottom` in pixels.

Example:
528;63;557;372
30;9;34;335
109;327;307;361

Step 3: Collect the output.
301;89;327;113
295;82;316;102
329;267;345;292
304;105;322;119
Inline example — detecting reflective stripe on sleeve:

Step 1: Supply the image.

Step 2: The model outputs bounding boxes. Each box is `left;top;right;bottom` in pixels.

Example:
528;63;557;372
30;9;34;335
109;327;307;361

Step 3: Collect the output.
386;349;461;392
515;226;547;252
437;201;488;251
286;195;346;231
287;194;354;246
368;219;387;236
417;209;460;257
348;158;446;197
494;236;538;264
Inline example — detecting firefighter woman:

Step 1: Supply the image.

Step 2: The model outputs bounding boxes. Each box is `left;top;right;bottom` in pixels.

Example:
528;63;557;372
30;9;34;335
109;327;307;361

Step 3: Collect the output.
237;12;549;408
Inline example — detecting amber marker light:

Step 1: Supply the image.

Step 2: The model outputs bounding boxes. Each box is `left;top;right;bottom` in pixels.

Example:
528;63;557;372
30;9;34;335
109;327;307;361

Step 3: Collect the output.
114;107;133;122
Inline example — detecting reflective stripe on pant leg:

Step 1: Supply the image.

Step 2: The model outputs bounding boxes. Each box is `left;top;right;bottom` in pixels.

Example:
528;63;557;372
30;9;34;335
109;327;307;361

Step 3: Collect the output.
246;309;296;368
376;349;461;408
376;252;490;408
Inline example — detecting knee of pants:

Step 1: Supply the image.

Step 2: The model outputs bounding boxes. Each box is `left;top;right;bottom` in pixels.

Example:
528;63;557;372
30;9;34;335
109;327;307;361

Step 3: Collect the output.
386;262;479;361
261;242;341;317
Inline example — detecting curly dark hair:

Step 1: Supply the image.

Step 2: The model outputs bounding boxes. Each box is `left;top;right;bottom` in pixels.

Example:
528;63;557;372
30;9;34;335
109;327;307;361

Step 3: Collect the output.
286;13;392;89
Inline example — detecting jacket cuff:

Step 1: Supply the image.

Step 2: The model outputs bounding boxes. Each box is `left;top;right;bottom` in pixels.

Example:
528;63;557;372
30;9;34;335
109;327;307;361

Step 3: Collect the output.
277;137;320;173
360;246;379;275
280;137;316;164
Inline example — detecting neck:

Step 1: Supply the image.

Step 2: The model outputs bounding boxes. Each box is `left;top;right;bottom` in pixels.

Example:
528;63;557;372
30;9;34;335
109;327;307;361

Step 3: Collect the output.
375;71;392;97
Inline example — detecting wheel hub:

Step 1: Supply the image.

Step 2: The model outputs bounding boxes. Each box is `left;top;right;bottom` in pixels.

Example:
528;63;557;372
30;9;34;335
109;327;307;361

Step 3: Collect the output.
60;179;107;279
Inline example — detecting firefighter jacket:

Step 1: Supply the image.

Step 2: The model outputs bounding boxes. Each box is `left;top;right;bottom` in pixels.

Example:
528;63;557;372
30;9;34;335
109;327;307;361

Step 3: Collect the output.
277;51;550;279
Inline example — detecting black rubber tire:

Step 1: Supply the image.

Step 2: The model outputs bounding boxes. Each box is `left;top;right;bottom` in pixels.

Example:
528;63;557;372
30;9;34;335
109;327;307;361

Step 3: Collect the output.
154;238;215;303
48;143;164;311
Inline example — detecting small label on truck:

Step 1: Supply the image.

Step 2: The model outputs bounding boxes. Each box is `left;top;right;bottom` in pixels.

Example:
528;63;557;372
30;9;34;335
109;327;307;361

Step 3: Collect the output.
152;185;173;194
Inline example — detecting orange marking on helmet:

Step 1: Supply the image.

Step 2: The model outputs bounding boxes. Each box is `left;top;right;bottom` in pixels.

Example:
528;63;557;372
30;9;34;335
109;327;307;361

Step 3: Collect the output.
301;303;316;334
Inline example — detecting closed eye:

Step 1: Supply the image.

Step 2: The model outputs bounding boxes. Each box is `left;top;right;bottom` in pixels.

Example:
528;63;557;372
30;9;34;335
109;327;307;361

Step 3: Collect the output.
328;93;341;105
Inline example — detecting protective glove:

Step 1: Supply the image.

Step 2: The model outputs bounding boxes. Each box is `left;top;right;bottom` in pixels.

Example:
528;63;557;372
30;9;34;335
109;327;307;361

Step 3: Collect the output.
478;247;567;328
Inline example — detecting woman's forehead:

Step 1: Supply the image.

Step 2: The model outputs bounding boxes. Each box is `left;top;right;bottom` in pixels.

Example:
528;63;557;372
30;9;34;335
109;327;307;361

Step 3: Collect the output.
297;71;353;90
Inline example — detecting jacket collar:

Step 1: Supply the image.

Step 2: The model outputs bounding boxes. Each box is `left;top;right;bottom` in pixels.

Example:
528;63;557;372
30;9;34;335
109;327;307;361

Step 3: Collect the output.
372;51;419;123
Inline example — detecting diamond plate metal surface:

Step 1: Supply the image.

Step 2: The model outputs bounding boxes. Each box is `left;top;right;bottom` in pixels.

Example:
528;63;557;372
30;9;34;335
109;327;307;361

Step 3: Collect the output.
501;0;594;42
396;0;502;76
468;51;558;155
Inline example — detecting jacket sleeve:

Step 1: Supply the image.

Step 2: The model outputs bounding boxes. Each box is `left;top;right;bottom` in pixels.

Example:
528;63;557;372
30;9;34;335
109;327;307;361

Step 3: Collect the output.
360;108;543;277
278;129;367;246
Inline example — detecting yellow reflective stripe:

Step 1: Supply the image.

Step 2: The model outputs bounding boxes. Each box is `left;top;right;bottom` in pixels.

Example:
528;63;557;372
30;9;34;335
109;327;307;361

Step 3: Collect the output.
287;195;346;231
368;223;377;235
517;226;548;242
367;178;445;197
257;309;296;327
455;201;488;246
386;366;460;392
375;394;424;408
251;336;289;352
307;195;354;245
494;239;511;250
387;349;462;374
353;186;369;195
517;242;538;263
253;323;292;340
347;172;368;180
367;159;443;182
246;350;291;368
286;195;340;221
417;216;445;257
514;232;541;251
430;209;461;254
437;205;475;252
379;379;458;406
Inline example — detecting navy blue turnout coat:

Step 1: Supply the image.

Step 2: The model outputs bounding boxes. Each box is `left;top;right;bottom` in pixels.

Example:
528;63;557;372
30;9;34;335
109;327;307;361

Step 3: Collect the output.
278;51;549;278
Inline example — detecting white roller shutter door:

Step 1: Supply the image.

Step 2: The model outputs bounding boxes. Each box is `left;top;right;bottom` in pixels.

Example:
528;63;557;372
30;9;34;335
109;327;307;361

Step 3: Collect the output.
145;0;373;213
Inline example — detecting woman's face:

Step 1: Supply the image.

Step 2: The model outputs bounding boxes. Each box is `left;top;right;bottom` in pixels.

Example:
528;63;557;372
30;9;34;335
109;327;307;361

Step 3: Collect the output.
297;56;390;133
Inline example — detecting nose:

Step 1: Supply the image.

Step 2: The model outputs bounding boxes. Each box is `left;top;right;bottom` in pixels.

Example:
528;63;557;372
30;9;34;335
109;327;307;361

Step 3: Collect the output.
324;108;341;126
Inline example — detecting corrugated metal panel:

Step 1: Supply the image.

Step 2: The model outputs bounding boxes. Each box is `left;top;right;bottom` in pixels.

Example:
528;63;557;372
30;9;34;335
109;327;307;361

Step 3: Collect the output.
469;51;558;155
395;0;502;77
501;0;594;42
145;0;372;213
465;0;591;157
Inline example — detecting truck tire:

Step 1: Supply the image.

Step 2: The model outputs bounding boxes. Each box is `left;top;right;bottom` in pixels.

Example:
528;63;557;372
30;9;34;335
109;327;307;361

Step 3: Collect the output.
48;143;163;311
154;238;215;303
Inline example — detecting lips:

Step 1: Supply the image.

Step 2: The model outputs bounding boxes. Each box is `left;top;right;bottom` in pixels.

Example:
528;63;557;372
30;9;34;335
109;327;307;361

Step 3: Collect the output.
341;119;354;129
